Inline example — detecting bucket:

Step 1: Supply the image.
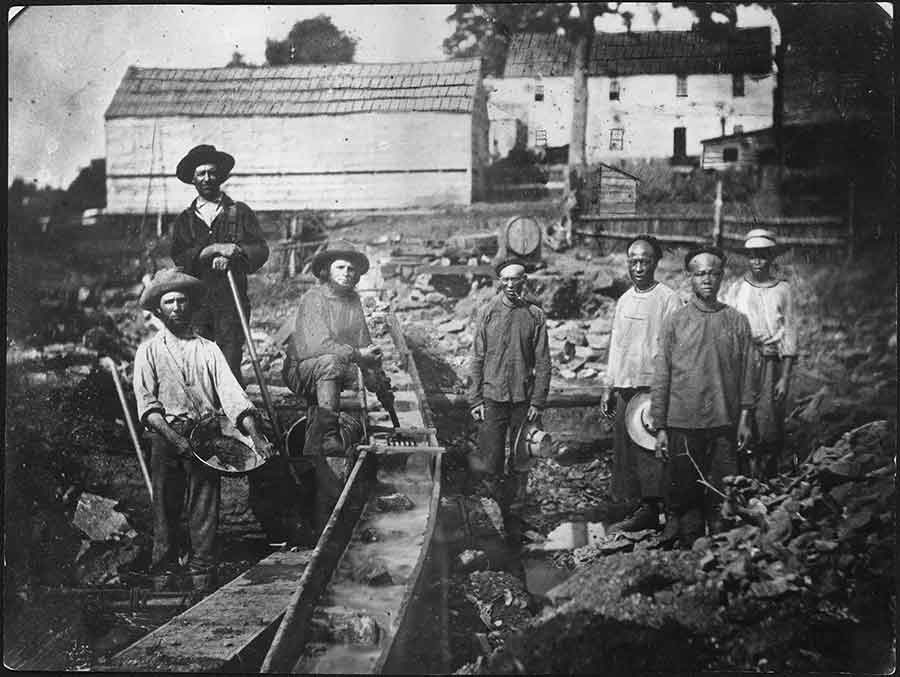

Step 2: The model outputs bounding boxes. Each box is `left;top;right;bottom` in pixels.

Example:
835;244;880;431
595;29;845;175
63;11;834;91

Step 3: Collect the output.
284;411;365;457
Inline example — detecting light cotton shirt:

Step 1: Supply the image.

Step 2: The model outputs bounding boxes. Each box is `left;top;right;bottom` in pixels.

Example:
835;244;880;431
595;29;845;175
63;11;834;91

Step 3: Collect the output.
193;195;223;228
606;282;682;389
285;284;371;364
651;299;757;430
723;277;797;357
133;328;256;428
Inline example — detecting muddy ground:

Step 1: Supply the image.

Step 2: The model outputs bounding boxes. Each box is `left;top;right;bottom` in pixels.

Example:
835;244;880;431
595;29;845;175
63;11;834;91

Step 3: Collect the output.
4;206;897;671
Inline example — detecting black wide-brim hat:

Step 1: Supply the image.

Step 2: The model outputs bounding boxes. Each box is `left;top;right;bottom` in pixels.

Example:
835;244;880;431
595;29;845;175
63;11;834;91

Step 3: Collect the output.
139;267;207;310
311;239;370;278
176;144;236;184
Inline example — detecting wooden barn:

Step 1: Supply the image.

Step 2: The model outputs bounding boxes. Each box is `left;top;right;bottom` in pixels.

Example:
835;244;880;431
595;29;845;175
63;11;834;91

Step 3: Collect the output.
104;59;488;213
584;163;641;215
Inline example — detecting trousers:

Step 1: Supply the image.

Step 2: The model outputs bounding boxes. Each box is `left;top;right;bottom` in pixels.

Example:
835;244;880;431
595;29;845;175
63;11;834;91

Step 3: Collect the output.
611;388;666;503
472;400;529;511
666;427;737;541
282;353;389;403
150;433;220;571
194;302;247;385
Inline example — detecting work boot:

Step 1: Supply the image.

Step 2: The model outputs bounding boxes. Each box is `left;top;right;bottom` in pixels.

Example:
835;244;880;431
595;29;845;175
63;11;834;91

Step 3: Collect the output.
608;501;660;534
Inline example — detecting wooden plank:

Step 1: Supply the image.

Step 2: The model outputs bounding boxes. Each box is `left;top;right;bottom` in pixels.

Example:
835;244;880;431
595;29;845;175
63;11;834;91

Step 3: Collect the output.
107;548;315;673
574;229;710;245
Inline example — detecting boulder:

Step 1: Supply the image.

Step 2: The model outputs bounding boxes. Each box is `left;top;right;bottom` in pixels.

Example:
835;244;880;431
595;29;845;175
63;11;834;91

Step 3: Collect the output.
72;492;136;541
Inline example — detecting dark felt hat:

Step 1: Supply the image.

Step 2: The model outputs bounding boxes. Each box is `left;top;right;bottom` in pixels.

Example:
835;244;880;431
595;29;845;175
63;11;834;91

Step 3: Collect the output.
311;240;370;278
176;144;236;184
139;268;206;310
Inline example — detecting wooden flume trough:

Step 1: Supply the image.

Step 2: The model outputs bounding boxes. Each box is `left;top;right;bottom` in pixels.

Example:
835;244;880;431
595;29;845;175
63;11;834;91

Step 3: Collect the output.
108;311;444;673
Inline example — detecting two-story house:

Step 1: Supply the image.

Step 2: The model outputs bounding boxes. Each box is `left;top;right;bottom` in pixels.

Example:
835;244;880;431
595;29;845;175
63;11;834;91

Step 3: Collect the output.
489;27;774;165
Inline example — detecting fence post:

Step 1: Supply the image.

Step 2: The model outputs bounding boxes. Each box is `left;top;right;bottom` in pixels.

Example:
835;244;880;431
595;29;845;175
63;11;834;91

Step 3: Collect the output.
288;246;297;278
156;212;163;238
847;180;856;260
712;178;723;248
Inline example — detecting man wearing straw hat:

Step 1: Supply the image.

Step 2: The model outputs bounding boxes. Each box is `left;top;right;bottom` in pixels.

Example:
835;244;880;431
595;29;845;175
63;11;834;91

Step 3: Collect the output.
171;144;269;384
602;235;682;533
651;246;757;547
723;229;797;477
133;268;275;588
469;257;551;542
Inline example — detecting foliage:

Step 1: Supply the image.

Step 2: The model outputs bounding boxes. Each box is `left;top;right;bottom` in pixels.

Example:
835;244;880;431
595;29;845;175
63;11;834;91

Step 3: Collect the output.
265;14;356;66
225;51;256;68
62;159;106;212
627;160;762;206
442;3;620;77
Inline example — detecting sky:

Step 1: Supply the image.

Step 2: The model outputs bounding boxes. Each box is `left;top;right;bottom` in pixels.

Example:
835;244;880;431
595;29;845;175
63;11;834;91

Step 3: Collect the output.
8;3;890;190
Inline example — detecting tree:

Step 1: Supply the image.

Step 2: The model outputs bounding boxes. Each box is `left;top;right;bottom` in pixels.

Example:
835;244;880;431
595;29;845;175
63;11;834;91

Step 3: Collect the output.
265;15;356;66
226;51;255;68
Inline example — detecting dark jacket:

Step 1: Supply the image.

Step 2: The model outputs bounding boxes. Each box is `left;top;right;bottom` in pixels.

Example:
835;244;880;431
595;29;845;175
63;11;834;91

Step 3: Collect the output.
171;193;269;310
469;294;551;408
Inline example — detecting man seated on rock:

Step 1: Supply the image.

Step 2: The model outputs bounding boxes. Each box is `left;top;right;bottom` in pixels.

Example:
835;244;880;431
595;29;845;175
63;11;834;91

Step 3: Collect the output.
282;240;392;530
651;246;757;547
133;268;275;588
469;258;551;543
602;235;682;533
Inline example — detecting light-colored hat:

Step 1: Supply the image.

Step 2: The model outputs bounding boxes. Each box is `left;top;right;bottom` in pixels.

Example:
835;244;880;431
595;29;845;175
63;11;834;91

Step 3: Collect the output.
311;239;370;278
743;228;778;250
624;392;657;451
139;267;206;310
512;421;553;470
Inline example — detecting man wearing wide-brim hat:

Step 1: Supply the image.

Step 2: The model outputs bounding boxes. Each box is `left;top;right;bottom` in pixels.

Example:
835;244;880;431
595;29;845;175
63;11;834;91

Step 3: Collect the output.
170;144;269;384
722;228;797;477
133;268;275;588
281;240;392;529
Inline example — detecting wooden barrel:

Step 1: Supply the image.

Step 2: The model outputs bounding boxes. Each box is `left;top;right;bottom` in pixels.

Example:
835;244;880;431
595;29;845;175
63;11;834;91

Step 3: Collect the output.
505;216;542;257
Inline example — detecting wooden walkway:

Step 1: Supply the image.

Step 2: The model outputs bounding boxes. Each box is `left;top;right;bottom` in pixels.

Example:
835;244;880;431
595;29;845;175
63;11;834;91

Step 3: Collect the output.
107;548;313;672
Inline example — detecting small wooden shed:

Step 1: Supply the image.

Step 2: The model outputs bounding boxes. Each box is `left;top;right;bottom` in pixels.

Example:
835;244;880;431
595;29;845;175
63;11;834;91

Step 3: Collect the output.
700;128;775;171
584;163;641;215
104;59;488;213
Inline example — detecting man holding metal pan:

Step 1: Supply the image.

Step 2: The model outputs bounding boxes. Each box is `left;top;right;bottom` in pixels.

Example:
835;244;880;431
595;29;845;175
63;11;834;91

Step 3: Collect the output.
133;268;275;590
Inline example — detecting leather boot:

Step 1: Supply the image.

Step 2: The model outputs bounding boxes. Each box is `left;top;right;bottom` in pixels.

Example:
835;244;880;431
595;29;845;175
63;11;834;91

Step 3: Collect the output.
315;380;344;456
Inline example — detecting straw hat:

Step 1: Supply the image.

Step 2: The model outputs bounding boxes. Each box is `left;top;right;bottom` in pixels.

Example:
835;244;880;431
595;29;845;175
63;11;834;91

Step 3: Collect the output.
176;144;235;184
743;228;778;250
624;392;657;451
139;268;206;311
311;239;370;278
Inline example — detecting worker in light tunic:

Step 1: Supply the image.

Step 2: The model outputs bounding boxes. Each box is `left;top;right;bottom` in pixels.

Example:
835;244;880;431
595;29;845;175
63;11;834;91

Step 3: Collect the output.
602;235;682;533
722;229;797;477
133;268;274;587
651;247;757;547
469;258;551;540
170;144;269;384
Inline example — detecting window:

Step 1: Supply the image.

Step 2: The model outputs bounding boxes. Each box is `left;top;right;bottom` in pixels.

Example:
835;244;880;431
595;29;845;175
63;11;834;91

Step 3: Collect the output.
723;147;739;162
609;79;620;101
733;124;744;135
535;126;547;147
673;127;686;158
609;128;624;151
732;73;745;97
676;74;687;97
534;82;544;102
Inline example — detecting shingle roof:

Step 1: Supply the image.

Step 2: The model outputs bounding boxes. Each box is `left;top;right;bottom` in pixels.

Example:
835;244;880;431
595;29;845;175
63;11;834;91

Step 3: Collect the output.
106;59;481;119
504;28;771;78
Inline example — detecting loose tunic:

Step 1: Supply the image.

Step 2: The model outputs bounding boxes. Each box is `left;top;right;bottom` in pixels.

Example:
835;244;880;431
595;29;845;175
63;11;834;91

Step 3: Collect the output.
651;299;757;430
607;282;682;389
133;328;256;429
723;277;797;358
285;285;371;364
469;295;551;408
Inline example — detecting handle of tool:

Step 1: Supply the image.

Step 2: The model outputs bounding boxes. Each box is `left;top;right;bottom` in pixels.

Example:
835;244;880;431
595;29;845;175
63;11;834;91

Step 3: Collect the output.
226;268;283;444
101;357;154;500
357;365;369;443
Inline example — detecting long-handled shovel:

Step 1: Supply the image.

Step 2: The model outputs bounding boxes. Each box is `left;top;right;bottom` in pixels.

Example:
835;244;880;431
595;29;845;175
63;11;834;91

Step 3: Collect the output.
100;356;154;500
226;268;283;445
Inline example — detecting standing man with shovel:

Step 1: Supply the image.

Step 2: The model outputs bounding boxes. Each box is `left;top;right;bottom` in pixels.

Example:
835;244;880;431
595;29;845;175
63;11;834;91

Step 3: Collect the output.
171;144;269;384
133;268;275;590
